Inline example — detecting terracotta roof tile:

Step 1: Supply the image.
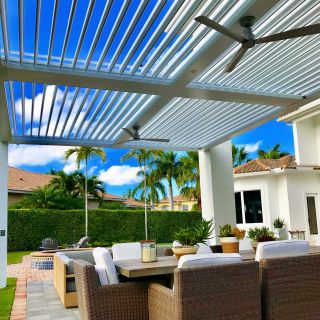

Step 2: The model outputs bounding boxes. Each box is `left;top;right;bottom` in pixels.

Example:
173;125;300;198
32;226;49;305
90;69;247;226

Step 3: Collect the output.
234;155;320;174
123;198;146;207
8;167;54;192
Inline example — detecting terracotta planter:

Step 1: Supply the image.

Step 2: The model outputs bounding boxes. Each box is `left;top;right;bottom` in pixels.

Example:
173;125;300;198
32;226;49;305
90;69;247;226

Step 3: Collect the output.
220;237;239;253
172;246;198;259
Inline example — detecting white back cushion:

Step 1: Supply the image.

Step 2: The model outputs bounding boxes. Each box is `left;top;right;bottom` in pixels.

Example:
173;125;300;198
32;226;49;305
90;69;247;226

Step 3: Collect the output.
93;247;119;284
178;253;242;268
255;240;309;262
196;243;212;254
94;266;109;286
112;242;141;261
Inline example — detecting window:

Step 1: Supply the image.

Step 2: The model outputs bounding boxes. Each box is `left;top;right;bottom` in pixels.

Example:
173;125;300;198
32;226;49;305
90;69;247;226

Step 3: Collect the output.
182;204;188;211
162;205;169;211
307;196;318;235
234;190;263;224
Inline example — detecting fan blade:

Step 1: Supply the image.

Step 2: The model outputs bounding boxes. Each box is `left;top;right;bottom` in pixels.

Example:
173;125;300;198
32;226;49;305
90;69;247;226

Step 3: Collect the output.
224;47;248;73
195;16;246;43
140;138;170;143
122;127;135;138
256;23;320;44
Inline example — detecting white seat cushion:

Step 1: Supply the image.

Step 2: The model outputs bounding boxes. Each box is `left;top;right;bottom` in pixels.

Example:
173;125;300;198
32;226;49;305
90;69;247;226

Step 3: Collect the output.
94;266;109;286
255;240;309;262
112;242;141;261
93;247;119;284
196;243;212;254
178;253;242;268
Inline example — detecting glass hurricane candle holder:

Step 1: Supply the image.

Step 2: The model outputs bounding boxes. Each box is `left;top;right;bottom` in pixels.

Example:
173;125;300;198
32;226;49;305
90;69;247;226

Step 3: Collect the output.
140;240;157;263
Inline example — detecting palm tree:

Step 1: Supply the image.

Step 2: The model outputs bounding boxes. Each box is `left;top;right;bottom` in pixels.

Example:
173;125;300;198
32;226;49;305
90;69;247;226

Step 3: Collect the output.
232;144;250;167
257;143;289;159
121;149;154;239
123;188;136;200
151;151;180;211
64;147;106;236
177;151;201;209
133;170;167;208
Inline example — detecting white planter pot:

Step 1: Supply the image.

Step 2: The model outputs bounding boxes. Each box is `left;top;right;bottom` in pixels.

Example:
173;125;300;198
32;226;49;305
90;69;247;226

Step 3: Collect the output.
219;237;238;243
274;227;285;239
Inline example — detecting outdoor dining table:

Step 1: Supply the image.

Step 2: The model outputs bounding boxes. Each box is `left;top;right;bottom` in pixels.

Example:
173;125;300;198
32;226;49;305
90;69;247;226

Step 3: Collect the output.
114;250;256;278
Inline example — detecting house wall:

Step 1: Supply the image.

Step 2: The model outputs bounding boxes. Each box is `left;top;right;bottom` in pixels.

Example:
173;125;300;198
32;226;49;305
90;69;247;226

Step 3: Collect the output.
234;171;320;246
8;193;24;206
155;200;197;211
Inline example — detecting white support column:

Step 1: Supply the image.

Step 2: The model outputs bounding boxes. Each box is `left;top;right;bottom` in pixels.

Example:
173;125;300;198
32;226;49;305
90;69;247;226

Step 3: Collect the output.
199;140;236;244
0;142;8;288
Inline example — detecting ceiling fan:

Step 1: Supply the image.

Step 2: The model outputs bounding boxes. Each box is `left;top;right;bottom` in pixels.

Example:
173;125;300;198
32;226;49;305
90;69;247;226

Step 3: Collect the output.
195;15;320;73
116;125;170;145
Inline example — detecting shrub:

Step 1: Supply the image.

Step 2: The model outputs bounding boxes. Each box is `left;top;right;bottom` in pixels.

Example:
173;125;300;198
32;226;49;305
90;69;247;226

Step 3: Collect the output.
8;209;202;250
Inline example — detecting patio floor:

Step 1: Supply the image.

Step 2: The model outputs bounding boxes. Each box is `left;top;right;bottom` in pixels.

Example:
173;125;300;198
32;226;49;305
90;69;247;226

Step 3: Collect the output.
7;255;79;320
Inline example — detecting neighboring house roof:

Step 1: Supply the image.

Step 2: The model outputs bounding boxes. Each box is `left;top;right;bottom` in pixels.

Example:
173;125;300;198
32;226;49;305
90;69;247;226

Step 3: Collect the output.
234;155;320;174
8;166;55;193
8;166;145;207
159;195;196;204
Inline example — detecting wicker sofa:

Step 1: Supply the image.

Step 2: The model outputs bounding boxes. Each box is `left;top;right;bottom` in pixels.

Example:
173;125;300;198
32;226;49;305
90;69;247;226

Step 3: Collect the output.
260;254;320;319
74;259;149;320
54;250;95;308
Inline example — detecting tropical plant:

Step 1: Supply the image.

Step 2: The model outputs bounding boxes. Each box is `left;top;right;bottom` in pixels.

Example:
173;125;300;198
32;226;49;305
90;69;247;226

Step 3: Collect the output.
99;202;126;210
247;226;275;242
232;144;251;167
123;188;136;200
177;151;201;209
133;170;166;208
64;147;106;236
174;219;214;246
11;185;83;210
273;217;285;228
218;224;246;240
151;151;181;211
50;170;105;199
257;143;289;159
121;149;156;239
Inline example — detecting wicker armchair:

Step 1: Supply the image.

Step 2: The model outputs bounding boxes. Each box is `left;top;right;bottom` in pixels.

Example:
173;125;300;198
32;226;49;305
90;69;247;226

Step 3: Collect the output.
148;261;261;320
74;259;149;320
260;254;320;320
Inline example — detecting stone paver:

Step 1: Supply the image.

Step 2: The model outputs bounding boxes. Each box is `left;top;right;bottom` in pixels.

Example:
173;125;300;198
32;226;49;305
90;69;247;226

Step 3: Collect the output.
7;254;79;320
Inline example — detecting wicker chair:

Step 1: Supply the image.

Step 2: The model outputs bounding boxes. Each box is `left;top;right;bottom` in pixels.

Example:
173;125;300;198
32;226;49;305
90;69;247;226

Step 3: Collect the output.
148;261;261;320
74;259;148;320
260;254;320;320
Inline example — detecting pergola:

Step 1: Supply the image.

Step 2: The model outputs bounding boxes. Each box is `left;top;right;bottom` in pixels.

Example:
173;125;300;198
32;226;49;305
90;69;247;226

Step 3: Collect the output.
1;0;320;287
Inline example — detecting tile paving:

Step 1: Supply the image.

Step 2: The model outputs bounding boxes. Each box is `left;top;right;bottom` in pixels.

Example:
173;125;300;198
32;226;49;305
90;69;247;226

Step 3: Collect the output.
7;254;79;320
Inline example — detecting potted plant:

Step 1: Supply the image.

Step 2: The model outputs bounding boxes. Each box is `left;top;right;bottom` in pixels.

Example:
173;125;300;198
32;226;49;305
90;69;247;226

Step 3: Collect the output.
248;226;276;251
218;224;246;253
172;219;214;258
273;218;285;239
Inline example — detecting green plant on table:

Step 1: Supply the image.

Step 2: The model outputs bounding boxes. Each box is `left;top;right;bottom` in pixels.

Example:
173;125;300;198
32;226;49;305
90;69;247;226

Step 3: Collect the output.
174;219;214;247
218;224;246;240
273;218;285;228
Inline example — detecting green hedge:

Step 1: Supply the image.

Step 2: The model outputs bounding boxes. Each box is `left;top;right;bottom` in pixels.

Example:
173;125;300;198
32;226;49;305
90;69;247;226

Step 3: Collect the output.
8;209;202;250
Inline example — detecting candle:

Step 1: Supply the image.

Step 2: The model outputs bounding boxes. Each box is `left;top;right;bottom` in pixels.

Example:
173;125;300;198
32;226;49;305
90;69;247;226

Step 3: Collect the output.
140;241;157;262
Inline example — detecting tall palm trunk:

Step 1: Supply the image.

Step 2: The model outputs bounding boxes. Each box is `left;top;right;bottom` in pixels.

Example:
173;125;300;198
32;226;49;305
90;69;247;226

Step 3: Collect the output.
143;162;148;240
168;179;174;211
85;158;88;237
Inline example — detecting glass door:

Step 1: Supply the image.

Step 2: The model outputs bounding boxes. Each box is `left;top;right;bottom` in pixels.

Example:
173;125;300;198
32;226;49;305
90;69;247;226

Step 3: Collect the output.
306;195;319;244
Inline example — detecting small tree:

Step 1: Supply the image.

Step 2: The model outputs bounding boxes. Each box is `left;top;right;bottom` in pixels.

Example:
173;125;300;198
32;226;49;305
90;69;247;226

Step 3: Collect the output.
257;143;289;159
64;147;106;237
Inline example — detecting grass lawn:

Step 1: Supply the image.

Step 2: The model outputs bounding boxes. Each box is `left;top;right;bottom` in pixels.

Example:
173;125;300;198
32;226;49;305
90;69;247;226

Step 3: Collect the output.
7;251;33;265
0;278;17;320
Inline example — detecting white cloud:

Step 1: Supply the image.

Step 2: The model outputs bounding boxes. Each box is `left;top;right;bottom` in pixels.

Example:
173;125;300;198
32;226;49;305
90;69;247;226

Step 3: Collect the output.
62;153;84;174
98;165;142;186
88;165;98;176
8;145;70;167
243;140;263;153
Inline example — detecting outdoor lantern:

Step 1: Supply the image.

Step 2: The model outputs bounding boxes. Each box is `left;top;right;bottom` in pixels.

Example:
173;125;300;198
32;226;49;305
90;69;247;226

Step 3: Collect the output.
140;240;157;263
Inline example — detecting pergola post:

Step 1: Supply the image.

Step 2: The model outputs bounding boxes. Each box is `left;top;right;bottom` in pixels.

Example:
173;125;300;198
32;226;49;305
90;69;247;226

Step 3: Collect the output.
0;142;8;288
199;140;236;245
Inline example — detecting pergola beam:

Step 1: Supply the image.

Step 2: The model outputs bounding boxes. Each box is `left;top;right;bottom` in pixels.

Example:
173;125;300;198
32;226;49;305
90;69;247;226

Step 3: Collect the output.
0;83;11;142
1;63;301;107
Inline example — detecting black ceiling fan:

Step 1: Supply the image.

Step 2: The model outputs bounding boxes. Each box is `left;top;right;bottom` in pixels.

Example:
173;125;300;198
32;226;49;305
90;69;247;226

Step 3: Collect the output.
195;15;320;73
116;125;170;145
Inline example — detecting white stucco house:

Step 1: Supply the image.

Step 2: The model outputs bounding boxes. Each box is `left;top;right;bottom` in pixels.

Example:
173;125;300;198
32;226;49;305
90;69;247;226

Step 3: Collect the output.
234;100;320;246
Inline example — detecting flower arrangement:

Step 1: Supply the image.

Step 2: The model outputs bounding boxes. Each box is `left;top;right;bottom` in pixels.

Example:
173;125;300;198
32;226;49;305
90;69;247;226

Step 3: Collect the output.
273;218;285;228
218;224;246;240
248;226;275;242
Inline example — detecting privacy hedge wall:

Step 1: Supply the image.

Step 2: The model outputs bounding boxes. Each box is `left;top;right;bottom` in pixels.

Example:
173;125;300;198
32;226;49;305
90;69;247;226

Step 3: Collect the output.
8;209;202;251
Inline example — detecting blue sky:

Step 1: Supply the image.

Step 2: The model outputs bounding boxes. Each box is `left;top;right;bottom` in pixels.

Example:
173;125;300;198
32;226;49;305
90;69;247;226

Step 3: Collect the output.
9;119;294;197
